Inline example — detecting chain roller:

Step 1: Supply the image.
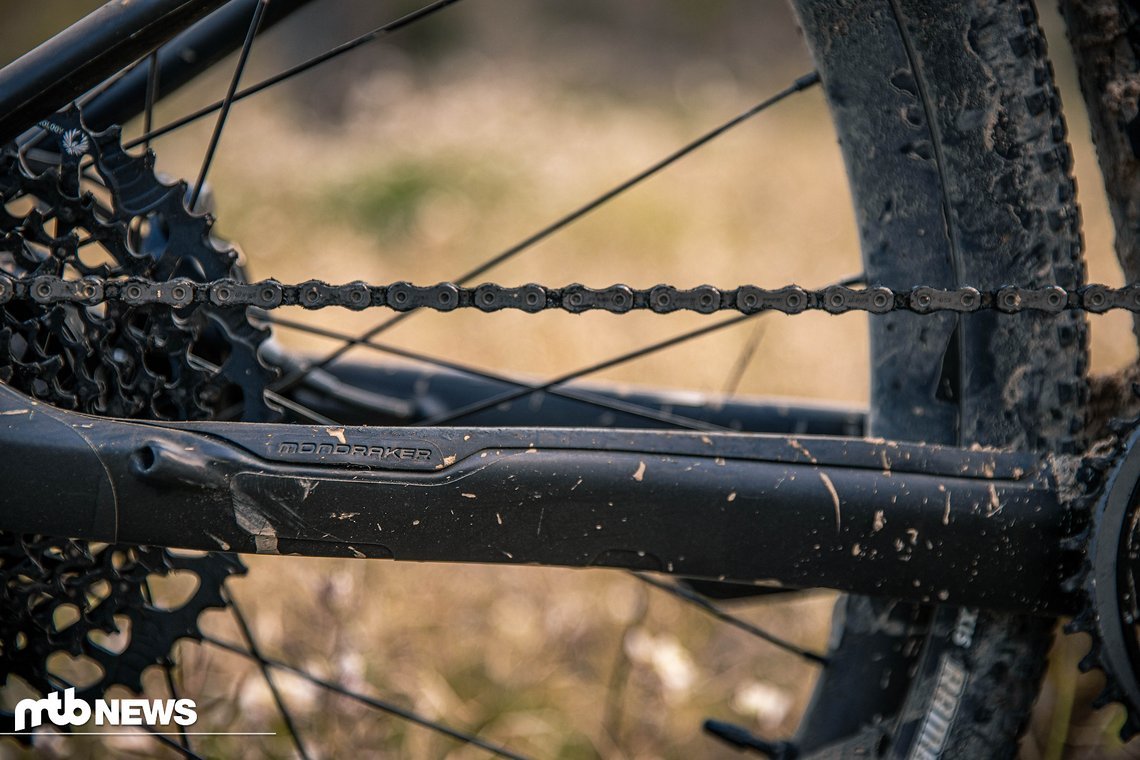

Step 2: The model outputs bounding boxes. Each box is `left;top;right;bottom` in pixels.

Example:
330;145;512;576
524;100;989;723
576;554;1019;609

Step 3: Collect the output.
1079;284;1140;313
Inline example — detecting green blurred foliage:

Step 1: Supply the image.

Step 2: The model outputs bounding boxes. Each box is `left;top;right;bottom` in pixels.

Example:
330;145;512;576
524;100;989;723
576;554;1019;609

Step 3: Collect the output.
328;155;509;243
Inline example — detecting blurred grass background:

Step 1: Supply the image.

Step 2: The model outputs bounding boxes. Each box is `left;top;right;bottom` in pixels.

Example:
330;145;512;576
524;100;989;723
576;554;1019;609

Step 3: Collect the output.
2;1;1137;757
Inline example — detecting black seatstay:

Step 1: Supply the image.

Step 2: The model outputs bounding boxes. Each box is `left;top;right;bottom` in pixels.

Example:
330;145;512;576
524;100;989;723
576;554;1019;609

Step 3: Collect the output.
0;0;319;145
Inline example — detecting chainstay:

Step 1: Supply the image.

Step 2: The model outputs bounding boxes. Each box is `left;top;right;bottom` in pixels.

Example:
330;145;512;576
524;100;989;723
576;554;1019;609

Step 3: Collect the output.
9;275;1140;314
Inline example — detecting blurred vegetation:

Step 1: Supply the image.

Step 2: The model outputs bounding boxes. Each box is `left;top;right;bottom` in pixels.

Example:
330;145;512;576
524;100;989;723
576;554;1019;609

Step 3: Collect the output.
328;154;511;242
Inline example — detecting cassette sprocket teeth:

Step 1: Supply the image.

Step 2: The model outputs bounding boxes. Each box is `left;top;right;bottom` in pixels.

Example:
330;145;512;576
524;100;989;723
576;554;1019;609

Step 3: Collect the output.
0;107;276;716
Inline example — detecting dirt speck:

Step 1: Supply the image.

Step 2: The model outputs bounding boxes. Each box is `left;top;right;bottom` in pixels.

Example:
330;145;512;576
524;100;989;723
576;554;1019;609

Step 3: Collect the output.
985;484;1002;517
789;438;819;464
819;472;841;533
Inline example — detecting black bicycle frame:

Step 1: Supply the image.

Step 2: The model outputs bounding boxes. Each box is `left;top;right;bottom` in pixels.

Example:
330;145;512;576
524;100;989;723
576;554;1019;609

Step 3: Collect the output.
0;1;1083;619
0;380;1075;615
0;0;222;143
0;0;316;144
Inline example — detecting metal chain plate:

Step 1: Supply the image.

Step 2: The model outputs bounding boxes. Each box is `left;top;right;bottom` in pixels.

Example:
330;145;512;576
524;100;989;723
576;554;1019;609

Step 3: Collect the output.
7;275;1140;314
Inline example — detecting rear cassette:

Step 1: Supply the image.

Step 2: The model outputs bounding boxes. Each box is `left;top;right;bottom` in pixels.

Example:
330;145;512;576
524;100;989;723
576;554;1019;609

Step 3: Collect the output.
0;108;277;719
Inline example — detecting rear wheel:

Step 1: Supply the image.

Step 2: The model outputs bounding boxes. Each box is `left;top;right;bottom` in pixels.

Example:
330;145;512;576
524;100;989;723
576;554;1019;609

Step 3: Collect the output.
793;0;1087;755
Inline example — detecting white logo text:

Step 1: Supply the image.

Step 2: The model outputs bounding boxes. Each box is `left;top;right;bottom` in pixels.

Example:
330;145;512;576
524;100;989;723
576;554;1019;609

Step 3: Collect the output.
14;688;197;732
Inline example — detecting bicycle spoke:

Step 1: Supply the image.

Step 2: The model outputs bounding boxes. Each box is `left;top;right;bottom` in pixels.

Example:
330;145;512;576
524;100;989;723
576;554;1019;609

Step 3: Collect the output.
447;71;820;287
720;271;860;396
160;661;190;752
190;0;270;210
264;313;730;432
721;322;767;396
142;579;191;752
261;388;338;424
76;57;152;111
272;71;822;394
124;0;465;151
603;581;649;747
143;51;160;153
407;271;860;426
185;354;337;424
16;55;150;149
631;573;828;665
418;313;755;426
200;634;530;760
226;591;310;760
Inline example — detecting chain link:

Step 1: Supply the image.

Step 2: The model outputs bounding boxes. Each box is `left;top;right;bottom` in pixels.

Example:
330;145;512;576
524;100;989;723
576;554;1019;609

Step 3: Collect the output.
7;275;1140;314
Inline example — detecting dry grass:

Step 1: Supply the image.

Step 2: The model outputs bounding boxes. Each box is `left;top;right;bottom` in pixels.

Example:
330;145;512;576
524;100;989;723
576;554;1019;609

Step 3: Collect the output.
6;1;1140;758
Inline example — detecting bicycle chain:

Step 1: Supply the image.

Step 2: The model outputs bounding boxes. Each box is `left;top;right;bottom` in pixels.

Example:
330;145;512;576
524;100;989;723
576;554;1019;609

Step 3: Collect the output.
10;276;1140;314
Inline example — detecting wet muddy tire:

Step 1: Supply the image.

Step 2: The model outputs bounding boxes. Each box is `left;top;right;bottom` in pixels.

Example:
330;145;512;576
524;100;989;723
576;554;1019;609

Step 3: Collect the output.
788;0;1087;756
